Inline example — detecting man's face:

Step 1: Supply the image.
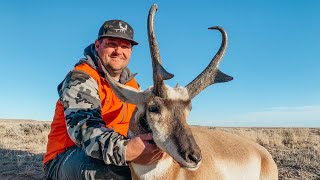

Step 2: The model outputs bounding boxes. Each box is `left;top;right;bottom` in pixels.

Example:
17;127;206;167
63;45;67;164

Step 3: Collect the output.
95;37;132;75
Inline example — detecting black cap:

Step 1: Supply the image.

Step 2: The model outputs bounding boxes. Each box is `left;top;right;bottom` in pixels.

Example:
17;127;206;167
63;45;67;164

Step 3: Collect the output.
98;20;138;45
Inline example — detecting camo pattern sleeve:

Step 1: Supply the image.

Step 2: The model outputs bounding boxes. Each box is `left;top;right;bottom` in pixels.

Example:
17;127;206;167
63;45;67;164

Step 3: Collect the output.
58;70;129;166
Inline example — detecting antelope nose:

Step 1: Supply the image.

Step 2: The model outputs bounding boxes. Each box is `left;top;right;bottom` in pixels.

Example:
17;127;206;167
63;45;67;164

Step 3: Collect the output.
189;153;202;164
186;152;202;164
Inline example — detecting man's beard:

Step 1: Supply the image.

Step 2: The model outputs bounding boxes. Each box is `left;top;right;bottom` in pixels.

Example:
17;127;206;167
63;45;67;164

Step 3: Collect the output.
103;59;125;75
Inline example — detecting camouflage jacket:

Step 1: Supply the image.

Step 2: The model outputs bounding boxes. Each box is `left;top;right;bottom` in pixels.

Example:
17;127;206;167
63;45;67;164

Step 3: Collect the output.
58;44;137;166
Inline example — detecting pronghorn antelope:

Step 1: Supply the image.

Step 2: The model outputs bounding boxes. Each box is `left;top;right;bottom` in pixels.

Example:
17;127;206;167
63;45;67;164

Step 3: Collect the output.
105;4;278;180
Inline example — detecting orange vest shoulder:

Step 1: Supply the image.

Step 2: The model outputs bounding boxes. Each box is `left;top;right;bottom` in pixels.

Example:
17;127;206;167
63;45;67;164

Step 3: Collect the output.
44;63;139;164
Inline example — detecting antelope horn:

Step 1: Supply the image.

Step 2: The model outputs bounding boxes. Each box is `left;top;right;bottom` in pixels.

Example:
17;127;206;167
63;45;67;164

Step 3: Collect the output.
186;26;233;99
148;4;174;97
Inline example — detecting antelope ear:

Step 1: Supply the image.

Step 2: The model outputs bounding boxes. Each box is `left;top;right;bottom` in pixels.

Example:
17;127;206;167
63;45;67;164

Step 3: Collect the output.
105;73;149;105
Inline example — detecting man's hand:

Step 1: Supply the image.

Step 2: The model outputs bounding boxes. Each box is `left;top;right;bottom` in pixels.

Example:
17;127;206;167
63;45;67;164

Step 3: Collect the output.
126;133;165;165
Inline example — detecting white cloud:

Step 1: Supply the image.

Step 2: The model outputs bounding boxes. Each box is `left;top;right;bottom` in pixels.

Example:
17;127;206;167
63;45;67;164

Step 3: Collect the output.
267;105;320;112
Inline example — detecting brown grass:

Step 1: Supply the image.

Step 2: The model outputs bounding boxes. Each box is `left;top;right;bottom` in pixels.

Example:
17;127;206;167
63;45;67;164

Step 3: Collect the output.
0;119;50;179
0;119;319;179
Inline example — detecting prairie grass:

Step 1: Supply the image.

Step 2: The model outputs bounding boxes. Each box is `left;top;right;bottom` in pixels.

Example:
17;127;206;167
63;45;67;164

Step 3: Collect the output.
0;119;319;179
0;119;50;179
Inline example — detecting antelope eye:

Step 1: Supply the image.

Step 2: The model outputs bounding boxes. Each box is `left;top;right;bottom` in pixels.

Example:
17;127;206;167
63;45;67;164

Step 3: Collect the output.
148;105;160;113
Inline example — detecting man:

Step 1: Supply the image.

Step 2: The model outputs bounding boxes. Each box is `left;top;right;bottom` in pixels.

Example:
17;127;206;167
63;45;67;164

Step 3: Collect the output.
43;20;163;180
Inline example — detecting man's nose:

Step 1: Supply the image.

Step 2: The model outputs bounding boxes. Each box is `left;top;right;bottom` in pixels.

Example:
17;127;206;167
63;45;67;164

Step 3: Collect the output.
114;46;122;54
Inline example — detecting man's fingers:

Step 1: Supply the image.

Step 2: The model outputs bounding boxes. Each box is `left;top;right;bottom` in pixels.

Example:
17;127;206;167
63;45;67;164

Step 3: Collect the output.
137;133;153;141
144;142;162;153
148;151;164;164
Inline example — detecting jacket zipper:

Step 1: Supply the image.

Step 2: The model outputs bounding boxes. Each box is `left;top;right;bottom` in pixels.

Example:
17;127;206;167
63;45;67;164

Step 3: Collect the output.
120;101;127;123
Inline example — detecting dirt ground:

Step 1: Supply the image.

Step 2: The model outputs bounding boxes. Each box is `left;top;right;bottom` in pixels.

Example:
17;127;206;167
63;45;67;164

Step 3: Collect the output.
0;119;319;179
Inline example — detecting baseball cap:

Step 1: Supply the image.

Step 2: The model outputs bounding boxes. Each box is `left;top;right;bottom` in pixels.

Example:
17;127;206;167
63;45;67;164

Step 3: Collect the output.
98;20;139;45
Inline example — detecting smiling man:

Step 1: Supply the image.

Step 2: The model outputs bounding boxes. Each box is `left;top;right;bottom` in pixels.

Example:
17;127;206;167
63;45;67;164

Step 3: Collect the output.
43;20;163;180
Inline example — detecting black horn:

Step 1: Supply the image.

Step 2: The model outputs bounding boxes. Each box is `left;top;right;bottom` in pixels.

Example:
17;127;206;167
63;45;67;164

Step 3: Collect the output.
186;26;233;99
148;4;174;97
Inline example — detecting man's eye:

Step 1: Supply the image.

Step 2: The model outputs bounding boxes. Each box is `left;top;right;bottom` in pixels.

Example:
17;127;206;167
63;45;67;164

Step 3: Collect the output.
121;45;130;49
107;42;117;47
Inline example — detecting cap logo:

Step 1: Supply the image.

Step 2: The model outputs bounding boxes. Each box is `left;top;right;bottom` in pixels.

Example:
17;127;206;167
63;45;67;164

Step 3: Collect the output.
114;22;128;33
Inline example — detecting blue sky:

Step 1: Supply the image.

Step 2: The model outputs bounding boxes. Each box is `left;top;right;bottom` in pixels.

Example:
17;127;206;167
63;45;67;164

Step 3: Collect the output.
0;1;319;127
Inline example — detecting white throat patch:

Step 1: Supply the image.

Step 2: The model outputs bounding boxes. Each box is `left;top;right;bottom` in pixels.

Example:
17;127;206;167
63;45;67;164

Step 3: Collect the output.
131;157;173;180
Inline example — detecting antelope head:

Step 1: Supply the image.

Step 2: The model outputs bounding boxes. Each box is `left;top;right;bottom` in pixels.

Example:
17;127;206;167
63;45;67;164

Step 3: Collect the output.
105;4;233;170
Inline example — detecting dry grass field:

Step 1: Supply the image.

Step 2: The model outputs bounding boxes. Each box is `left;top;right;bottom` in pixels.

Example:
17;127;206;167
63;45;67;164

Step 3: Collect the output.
0;119;319;180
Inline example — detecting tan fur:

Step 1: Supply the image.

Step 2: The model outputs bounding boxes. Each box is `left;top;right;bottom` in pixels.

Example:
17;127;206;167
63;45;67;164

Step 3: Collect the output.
131;126;278;180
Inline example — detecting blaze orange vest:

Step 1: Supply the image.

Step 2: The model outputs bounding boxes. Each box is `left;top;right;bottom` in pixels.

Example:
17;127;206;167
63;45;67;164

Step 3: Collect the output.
43;63;138;164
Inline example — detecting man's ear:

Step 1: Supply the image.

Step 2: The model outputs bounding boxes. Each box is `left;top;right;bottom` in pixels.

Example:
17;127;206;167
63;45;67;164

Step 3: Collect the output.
94;40;100;50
